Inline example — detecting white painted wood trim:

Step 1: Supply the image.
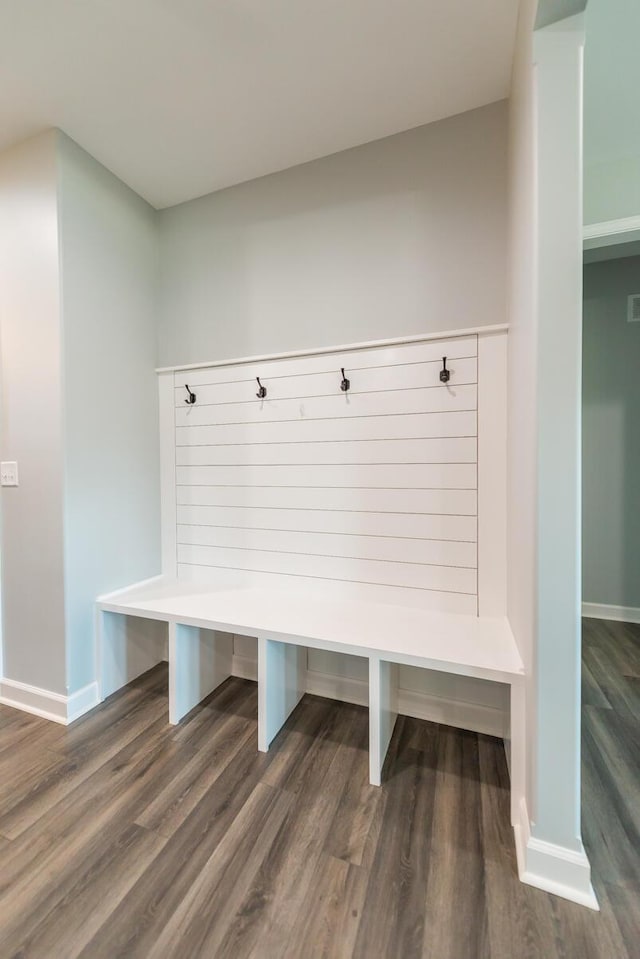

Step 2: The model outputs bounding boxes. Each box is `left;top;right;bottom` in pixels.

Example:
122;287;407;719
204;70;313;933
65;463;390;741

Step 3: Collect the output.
258;637;305;752
582;602;640;624
156;324;509;374
159;371;177;576
514;798;599;910
398;686;506;739
583;214;640;248
169;623;233;724
67;682;100;724
509;679;526;826
232;660;508;738
477;329;507;616
97;574;166;603
369;658;399;786
0;677;99;725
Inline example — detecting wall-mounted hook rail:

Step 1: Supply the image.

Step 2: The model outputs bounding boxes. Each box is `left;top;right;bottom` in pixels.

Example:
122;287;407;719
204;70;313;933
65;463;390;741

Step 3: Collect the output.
184;384;197;405
439;357;450;384
340;368;350;392
256;377;267;399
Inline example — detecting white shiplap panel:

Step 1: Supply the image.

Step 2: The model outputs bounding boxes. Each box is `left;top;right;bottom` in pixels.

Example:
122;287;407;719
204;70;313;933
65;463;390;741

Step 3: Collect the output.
175;357;477;407
176;505;477;541
176;525;477;568
175;336;477;389
176;463;477;490
176;410;477;445
177;545;477;594
175;384;477;427
176;485;477;515
171;334;481;613
175;437;477;467
177;564;478;615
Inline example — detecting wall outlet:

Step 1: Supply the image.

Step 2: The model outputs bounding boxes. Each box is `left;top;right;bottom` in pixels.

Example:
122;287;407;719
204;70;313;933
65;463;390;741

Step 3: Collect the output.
0;462;19;486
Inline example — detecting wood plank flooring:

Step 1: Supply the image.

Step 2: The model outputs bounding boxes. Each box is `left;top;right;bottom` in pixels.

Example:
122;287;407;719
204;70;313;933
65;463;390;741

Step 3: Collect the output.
0;617;638;958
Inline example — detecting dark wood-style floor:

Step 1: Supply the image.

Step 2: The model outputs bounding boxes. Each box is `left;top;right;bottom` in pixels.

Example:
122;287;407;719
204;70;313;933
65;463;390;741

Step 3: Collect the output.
0;618;638;959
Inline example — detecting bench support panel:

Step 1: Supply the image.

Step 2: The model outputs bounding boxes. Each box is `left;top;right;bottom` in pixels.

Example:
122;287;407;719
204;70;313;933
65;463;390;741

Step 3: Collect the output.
509;679;526;826
258;637;306;752
169;623;233;724
98;610;166;702
369;658;399;786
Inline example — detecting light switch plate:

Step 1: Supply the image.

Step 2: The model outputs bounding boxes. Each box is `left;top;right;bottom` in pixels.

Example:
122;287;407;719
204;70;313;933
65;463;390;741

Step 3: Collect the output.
1;462;19;486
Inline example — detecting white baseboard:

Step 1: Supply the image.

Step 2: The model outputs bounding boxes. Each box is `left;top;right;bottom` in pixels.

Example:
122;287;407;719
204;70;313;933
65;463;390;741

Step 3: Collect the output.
0;678;99;726
237;661;507;739
513;798;598;909
67;682;100;723
232;653;258;682
305;670;369;707
3;657;506;740
582;602;640;625
398;686;505;738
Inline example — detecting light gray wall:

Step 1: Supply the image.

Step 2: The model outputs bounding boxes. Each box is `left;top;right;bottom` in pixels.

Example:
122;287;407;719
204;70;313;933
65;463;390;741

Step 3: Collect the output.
583;255;640;608
157;101;508;367
584;0;640;225
58;133;161;694
0;131;67;694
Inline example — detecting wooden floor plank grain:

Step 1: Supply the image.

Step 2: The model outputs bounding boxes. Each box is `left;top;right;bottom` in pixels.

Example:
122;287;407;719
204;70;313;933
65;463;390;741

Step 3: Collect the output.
0;620;638;958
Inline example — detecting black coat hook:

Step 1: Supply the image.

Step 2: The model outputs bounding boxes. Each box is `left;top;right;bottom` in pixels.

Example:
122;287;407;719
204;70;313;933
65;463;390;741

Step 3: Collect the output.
184;384;196;405
256;377;267;399
439;357;451;384
340;368;350;392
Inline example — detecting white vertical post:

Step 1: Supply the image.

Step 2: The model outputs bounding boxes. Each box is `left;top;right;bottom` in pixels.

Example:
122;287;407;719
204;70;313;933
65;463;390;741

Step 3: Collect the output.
158;371;177;578
169;622;233;724
258;636;306;752
369;657;398;786
509;679;526;827
477;330;508;616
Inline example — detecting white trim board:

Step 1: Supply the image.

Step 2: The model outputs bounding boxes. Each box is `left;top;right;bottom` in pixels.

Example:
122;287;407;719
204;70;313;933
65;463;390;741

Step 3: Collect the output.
231;654;506;738
583;215;640;250
514;798;598;910
0;678;99;725
582;603;640;625
156;324;508;373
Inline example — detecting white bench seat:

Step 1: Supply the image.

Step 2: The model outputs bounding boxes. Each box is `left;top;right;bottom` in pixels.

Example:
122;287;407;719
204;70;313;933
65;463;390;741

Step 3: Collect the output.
97;576;524;814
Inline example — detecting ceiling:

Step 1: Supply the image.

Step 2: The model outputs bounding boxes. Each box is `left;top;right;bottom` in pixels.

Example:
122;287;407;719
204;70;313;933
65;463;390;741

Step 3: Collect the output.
0;0;519;209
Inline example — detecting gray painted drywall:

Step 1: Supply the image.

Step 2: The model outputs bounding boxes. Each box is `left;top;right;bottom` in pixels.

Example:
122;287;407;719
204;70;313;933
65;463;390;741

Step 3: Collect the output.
584;0;640;224
0;131;67;694
58;133;162;694
157;100;508;368
583;255;640;609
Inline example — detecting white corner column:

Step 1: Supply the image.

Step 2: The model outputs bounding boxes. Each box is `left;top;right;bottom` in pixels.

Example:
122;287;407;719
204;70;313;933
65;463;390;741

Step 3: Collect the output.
369;657;398;786
169;623;233;724
514;11;597;910
257;637;306;752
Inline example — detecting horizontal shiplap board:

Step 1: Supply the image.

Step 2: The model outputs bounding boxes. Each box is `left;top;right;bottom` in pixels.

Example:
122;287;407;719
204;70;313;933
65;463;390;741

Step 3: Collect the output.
176;505;477;541
176;463;477;490
177;544;476;594
177;525;477;568
176;411;477;445
176;485;477;515
175;437;477;467
175;384;477;427
175;358;477;407
175;336;477;389
177;563;478;615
